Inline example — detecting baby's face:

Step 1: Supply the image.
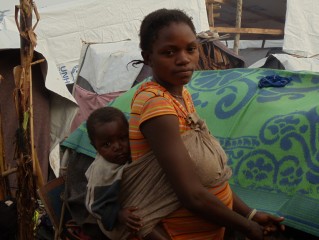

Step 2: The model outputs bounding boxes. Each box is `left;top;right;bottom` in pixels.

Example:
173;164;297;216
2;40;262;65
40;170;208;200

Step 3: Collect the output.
93;120;130;165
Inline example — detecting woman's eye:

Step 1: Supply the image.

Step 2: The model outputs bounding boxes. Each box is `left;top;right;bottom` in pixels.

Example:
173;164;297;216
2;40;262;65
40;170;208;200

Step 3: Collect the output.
188;46;197;53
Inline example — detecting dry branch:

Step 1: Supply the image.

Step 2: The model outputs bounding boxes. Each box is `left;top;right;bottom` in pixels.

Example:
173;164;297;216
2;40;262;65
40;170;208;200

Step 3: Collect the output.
14;0;41;239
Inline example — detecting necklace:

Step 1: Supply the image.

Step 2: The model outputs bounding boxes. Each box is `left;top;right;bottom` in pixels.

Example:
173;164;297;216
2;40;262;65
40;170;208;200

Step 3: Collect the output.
170;93;184;99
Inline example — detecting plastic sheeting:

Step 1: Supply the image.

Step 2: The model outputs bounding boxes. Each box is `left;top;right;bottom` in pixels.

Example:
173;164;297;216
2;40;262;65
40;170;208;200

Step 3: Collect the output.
79;41;141;94
249;54;319;72
283;0;319;57
3;0;209;85
1;0;209;176
70;85;124;132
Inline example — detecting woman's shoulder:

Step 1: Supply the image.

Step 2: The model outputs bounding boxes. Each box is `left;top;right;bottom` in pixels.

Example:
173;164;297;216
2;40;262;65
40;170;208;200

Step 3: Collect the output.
131;82;177;117
132;81;173;104
135;81;167;96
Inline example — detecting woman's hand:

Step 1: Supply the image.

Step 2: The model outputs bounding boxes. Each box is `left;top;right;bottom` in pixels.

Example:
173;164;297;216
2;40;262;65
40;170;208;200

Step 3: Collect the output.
118;206;143;232
252;211;285;235
245;220;264;240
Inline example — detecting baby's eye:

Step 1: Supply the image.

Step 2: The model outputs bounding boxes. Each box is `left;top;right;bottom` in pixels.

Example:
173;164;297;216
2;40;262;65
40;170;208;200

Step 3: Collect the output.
104;142;111;147
164;50;174;56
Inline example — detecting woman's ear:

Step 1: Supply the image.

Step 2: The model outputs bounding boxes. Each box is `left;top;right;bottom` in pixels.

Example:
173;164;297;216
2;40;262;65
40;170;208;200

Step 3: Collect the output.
141;51;150;66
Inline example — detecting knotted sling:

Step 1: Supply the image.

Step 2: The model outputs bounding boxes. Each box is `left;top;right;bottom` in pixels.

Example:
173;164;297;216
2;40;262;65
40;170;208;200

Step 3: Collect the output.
103;112;232;239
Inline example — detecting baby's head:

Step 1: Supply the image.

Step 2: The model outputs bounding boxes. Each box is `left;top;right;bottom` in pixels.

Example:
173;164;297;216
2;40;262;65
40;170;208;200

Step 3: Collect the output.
87;107;131;165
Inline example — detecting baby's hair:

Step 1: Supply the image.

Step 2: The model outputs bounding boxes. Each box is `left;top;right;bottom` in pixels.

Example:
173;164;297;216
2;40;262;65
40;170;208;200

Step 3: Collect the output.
132;8;196;67
86;106;128;144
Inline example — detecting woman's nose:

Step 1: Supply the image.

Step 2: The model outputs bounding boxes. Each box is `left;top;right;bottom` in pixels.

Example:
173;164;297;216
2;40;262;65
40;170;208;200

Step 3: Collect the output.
176;51;190;65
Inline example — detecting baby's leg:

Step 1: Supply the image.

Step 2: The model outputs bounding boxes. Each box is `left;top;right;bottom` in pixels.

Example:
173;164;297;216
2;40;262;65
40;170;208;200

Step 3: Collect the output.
143;223;171;240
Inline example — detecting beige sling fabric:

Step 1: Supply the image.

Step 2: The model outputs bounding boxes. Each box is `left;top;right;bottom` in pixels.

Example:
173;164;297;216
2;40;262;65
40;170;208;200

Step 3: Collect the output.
104;113;232;239
183;112;232;187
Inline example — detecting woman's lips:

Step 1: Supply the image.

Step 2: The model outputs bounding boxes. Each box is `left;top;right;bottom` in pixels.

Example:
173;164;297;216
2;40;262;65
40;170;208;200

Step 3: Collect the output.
174;69;193;77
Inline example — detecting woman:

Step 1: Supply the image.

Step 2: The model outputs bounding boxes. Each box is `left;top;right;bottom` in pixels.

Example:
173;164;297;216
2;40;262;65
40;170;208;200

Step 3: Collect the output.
129;8;284;240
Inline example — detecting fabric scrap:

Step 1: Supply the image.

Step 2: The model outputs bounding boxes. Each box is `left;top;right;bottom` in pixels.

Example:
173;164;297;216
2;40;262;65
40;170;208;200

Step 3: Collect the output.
258;75;292;88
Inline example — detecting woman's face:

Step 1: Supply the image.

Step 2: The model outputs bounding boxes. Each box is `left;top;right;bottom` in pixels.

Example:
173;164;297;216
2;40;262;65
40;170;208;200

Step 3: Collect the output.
143;22;199;87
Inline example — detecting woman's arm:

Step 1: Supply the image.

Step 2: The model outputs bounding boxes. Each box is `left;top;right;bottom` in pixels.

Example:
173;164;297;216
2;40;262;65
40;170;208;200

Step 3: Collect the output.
232;191;253;217
141;115;263;239
233;191;285;234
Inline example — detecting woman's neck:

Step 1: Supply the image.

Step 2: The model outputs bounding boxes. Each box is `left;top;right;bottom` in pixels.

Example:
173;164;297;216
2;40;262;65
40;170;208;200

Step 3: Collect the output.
152;76;183;97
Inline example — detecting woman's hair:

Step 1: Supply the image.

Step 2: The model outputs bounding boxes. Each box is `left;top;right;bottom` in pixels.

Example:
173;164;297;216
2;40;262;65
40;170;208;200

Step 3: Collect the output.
140;8;196;52
131;8;196;67
86;106;128;143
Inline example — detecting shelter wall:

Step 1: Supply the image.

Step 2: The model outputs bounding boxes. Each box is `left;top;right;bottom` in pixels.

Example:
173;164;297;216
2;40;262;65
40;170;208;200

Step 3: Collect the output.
0;50;51;185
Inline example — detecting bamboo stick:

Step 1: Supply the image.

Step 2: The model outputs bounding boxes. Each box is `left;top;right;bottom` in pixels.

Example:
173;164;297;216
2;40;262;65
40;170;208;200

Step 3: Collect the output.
210;26;284;35
206;0;226;4
0;108;6;200
0;109;5;176
233;0;243;54
34;150;44;187
0;168;18;178
206;0;215;27
29;59;36;177
14;0;39;239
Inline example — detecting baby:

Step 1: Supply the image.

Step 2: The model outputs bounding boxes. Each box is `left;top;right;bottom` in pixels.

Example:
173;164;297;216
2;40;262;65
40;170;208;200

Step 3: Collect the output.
85;106;168;240
85;107;141;235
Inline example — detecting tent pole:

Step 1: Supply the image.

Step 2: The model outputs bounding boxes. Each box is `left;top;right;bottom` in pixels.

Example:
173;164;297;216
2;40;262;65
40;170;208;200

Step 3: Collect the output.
0;106;10;200
233;0;242;54
14;1;40;239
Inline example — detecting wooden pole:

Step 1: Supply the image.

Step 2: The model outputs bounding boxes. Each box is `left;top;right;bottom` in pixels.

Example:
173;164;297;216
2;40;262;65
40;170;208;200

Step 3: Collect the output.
206;0;215;27
14;1;39;239
0;107;8;200
233;0;243;54
209;26;284;35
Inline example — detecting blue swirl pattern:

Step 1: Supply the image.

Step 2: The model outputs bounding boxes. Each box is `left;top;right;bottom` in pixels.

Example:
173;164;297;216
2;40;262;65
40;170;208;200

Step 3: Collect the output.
188;69;319;200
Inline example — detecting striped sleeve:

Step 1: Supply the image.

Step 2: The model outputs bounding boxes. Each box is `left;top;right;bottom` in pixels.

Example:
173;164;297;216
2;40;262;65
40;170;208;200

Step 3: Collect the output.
139;94;177;125
130;83;194;161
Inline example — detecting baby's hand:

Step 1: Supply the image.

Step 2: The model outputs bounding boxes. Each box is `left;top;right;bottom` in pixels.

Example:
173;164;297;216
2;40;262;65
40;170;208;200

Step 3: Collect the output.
118;206;143;232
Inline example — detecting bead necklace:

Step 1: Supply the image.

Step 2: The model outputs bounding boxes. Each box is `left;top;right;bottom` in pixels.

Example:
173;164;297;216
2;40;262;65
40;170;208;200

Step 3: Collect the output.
171;93;184;100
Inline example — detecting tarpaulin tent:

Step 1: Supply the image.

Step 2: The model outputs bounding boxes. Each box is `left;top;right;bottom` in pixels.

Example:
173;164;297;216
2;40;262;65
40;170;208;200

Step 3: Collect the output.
0;47;78;181
1;0;210;177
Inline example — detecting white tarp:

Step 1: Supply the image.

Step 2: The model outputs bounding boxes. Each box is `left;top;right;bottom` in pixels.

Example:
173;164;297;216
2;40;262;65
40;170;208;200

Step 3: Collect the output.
0;31;79;177
283;0;319;57
249;54;319;72
1;0;209;176
3;0;209;86
222;39;283;50
79;40;141;94
1;1;81;178
0;29;79;178
249;0;319;72
0;29;19;48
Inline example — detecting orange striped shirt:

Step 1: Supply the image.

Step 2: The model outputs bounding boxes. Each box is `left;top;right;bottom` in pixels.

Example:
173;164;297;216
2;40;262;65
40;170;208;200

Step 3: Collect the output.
162;181;233;240
129;82;233;239
129;82;195;161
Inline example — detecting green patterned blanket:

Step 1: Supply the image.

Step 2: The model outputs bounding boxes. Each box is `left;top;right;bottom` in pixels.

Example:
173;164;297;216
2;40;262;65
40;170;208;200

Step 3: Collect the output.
62;68;319;237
